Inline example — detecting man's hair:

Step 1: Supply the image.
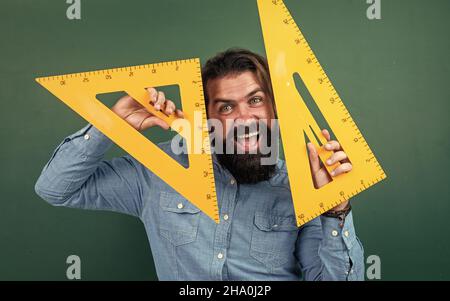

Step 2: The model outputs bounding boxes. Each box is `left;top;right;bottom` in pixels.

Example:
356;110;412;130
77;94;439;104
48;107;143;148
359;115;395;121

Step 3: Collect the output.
201;48;275;110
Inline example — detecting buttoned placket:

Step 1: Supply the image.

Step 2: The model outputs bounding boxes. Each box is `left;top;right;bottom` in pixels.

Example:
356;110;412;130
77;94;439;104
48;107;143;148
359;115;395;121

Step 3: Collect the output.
210;168;238;280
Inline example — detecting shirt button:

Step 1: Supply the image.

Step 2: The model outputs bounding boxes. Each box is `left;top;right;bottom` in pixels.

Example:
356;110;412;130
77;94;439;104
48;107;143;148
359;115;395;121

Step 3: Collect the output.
177;203;184;209
230;179;236;185
223;214;229;221
84;134;90;140
331;230;338;237
217;253;224;259
344;230;350;237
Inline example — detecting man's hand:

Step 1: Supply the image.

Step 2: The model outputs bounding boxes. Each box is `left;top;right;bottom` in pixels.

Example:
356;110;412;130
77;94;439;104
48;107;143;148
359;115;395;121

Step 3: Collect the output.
307;129;352;211
111;87;184;131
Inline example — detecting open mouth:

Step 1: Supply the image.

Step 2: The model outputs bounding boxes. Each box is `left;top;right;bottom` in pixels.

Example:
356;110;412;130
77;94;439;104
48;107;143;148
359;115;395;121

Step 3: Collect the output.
234;130;260;152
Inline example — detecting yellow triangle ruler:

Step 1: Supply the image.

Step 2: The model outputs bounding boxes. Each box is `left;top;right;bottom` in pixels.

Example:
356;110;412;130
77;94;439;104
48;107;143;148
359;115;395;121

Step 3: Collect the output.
257;0;387;226
36;59;219;223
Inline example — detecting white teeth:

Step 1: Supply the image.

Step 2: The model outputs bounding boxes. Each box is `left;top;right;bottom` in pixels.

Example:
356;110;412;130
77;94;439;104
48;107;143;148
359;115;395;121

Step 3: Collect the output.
237;131;259;139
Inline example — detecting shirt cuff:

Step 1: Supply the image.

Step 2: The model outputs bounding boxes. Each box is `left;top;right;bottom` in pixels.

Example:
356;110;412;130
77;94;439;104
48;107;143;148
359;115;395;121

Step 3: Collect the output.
68;124;113;157
320;211;357;250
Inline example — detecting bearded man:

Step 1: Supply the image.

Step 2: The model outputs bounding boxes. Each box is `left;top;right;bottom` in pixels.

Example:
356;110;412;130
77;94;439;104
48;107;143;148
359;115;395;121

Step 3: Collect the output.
35;48;364;280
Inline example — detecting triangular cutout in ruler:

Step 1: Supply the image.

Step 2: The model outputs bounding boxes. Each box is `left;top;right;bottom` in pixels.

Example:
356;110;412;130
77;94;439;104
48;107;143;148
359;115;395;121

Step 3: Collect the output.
36;59;219;223
257;0;386;226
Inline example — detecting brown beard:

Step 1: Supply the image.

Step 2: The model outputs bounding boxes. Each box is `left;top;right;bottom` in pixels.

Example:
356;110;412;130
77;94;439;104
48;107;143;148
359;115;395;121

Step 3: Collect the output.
216;124;276;184
217;152;276;184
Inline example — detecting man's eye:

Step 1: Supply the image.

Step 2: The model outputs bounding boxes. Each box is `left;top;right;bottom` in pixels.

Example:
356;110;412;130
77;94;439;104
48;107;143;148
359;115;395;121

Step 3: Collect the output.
249;97;263;105
220;104;232;113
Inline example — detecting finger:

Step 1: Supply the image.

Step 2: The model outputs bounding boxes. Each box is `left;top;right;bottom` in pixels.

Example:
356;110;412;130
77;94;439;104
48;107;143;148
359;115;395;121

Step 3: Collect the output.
147;88;158;104
164;100;176;115
307;142;321;173
154;91;166;111
140;116;170;131
175;109;184;118
330;162;352;177
324;140;341;151
326;151;347;166
322;129;331;141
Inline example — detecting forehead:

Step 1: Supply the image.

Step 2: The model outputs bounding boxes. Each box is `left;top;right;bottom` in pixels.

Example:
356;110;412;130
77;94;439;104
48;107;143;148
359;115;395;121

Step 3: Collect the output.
206;71;262;101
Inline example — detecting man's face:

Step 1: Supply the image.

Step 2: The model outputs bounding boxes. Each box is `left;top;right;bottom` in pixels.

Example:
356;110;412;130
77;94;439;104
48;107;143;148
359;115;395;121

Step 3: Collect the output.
206;71;277;184
206;71;275;153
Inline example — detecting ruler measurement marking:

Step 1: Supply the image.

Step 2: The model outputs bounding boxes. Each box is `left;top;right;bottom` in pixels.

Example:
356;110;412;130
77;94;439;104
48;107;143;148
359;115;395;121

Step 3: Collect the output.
37;59;219;224
258;0;386;226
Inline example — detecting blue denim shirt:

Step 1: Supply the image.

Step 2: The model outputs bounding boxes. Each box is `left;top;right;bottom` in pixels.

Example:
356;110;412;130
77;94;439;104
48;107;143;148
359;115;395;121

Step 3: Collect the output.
35;124;364;280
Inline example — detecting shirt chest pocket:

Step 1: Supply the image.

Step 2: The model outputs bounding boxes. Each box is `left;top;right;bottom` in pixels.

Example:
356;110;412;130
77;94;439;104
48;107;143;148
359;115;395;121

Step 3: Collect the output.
250;213;299;270
158;191;201;246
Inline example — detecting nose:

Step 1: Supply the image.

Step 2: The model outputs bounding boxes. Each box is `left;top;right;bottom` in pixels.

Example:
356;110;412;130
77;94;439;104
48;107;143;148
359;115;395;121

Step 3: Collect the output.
234;106;256;125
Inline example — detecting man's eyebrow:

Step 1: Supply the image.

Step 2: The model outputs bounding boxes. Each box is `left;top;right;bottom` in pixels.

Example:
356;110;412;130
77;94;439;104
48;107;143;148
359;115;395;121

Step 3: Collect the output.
210;98;234;105
245;88;264;98
211;88;265;105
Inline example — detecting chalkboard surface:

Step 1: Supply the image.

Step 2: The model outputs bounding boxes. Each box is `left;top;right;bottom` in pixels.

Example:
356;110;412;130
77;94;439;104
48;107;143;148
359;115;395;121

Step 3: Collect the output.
0;0;448;280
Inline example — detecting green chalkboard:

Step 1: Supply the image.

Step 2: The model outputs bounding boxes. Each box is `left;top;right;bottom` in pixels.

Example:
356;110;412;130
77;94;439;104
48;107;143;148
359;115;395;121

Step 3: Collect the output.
0;0;449;280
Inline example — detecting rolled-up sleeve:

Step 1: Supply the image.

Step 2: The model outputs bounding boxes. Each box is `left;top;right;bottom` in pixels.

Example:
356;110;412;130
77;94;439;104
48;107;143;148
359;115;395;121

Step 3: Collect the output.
295;211;365;281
